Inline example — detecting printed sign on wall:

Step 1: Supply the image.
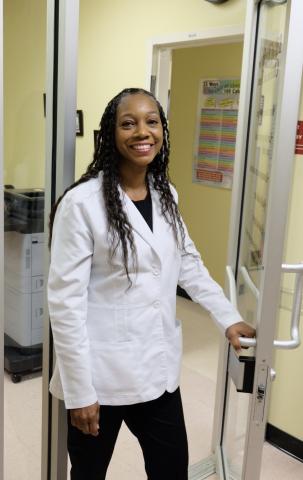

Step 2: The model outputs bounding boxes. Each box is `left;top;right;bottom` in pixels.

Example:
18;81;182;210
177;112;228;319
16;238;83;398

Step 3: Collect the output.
193;78;240;188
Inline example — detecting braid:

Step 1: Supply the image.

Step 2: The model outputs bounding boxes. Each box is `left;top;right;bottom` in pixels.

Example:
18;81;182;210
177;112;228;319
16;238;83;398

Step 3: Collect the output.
147;101;185;249
48;87;185;286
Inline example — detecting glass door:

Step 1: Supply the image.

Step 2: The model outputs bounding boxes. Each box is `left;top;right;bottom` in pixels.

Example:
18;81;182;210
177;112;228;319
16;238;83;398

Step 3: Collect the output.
212;1;303;479
2;1;48;478
0;0;79;478
222;2;288;477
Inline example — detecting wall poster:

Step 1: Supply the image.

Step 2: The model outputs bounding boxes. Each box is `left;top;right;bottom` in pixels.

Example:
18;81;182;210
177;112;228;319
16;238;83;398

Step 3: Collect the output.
193;78;240;188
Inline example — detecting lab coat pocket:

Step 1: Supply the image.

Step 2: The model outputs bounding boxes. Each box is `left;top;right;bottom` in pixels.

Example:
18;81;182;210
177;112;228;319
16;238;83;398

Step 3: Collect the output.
89;340;142;396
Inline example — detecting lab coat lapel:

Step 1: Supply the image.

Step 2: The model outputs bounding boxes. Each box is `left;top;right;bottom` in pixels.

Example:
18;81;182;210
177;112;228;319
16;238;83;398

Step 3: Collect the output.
119;185;162;260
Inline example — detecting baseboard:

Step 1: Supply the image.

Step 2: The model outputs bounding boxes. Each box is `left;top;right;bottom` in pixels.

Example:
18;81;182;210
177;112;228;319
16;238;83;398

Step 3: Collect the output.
266;423;303;463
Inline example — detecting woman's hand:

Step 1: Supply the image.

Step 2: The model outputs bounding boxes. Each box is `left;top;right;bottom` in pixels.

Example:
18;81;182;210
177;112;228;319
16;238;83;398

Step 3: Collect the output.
70;401;100;436
225;321;256;352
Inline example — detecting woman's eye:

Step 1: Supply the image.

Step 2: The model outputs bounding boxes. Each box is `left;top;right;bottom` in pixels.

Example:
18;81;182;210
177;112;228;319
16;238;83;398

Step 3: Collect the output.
148;119;159;125
121;121;134;128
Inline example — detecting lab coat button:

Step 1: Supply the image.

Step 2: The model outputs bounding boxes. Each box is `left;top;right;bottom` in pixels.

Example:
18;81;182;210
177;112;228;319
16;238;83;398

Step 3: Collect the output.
153;301;160;308
153;268;160;276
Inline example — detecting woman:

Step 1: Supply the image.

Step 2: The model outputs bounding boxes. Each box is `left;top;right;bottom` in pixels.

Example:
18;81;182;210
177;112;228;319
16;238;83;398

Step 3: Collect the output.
48;88;255;480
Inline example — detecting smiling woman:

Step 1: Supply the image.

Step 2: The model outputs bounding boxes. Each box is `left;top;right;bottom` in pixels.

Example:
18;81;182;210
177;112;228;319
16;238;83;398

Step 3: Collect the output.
47;87;254;480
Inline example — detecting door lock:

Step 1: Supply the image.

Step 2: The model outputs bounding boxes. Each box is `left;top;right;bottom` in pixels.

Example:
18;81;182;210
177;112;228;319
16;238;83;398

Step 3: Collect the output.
253;366;269;423
257;384;265;401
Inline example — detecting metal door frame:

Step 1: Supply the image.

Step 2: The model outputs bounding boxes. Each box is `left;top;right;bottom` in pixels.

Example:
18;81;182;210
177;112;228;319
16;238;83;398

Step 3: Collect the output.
42;0;79;479
212;1;303;479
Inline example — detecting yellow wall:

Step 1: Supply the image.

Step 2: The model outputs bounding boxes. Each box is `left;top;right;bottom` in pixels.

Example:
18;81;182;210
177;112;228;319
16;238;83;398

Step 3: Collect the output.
268;94;303;440
3;0;246;188
3;0;46;188
168;43;243;285
76;0;246;178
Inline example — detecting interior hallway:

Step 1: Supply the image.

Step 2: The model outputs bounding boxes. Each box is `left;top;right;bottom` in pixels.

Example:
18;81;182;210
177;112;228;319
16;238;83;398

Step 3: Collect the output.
4;296;303;479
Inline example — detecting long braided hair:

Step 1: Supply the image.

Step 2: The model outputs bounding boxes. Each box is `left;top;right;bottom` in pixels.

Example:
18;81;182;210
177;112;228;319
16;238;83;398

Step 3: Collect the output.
49;88;185;285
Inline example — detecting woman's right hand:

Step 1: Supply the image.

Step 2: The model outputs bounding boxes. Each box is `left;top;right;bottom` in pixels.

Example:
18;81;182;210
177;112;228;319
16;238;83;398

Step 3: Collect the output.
70;401;100;436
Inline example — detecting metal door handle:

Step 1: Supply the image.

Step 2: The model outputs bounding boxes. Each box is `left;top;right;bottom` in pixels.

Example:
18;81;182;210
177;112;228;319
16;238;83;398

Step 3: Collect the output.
226;264;303;349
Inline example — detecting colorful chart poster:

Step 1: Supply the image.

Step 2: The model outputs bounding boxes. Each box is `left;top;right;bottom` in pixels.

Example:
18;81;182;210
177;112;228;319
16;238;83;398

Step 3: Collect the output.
193;79;240;188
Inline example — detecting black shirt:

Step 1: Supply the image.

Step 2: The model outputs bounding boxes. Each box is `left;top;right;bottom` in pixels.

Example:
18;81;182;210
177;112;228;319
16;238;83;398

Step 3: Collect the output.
132;191;153;231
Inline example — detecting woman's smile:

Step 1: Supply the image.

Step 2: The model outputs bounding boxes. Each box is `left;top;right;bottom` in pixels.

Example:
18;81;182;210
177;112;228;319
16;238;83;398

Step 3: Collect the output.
131;143;154;150
130;142;155;154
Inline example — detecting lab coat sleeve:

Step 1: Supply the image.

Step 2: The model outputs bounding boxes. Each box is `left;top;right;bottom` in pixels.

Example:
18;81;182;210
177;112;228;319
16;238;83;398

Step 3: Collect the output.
48;193;98;409
171;185;243;332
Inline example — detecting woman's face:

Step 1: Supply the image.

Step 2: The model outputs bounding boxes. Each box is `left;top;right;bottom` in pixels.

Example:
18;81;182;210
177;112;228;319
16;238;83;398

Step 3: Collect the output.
115;93;163;172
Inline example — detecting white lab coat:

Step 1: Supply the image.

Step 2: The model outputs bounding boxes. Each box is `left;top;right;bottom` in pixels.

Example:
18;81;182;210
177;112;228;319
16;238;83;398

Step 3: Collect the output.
48;172;242;409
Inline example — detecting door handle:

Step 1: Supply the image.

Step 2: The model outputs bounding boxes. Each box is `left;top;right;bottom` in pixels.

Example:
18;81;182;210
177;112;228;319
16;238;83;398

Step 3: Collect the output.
226;264;303;349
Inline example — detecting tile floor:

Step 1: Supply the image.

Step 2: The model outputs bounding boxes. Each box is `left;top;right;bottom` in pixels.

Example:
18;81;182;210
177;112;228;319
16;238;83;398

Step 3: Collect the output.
4;296;303;479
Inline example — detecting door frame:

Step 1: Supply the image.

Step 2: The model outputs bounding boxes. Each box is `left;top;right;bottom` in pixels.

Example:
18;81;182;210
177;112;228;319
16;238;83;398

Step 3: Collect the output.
146;25;244;115
42;0;79;479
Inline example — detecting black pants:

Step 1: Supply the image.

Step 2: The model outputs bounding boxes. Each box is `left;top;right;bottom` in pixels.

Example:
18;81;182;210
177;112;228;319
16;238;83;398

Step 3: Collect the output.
68;388;188;480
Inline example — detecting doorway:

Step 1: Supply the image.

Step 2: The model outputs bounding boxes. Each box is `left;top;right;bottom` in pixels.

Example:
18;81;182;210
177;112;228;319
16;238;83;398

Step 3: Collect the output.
149;29;245;473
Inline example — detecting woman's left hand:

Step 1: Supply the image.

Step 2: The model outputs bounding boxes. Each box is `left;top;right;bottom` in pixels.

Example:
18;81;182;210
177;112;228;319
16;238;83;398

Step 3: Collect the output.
225;321;256;352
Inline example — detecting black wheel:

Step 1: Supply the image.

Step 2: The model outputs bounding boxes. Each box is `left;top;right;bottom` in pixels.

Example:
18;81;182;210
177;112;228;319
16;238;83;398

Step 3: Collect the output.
11;373;22;383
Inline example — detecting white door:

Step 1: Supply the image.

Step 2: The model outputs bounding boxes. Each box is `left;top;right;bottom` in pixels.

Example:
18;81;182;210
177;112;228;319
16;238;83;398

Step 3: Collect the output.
211;1;303;479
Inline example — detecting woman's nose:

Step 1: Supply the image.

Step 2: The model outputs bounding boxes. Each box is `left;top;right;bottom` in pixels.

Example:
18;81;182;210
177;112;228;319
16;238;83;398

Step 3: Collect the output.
135;122;149;137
